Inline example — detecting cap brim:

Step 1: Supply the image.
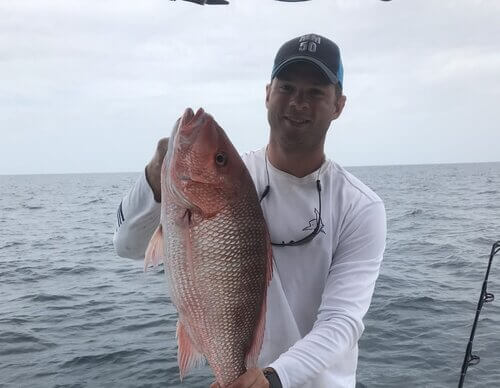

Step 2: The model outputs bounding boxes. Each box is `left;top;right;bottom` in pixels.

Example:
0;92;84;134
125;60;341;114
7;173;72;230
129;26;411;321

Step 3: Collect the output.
271;56;339;85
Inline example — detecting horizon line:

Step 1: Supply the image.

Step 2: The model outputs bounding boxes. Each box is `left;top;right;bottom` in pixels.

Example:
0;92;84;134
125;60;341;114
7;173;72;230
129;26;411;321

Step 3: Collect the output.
1;160;499;177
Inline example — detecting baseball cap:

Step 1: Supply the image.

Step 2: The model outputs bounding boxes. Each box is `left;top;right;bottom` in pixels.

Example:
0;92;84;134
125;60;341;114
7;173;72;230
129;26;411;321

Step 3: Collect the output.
271;33;344;89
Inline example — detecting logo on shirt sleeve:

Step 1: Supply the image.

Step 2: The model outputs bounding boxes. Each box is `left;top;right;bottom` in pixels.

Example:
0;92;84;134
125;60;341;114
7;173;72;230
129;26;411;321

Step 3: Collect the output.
117;201;125;227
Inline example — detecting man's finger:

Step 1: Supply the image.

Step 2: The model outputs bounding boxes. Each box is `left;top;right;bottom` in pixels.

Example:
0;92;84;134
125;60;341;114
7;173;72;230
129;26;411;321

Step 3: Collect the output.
155;137;169;157
145;137;168;202
226;368;262;388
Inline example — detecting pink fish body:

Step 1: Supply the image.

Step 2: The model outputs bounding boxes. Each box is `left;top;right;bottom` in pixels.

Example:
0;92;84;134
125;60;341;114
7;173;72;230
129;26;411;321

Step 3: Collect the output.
145;108;272;386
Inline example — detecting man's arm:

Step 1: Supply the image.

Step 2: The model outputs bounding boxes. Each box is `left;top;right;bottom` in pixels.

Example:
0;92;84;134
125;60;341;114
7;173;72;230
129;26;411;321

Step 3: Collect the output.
269;201;387;388
113;138;168;259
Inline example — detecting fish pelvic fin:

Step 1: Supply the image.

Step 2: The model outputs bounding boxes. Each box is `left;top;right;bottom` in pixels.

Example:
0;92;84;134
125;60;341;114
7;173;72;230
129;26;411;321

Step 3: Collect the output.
144;224;165;271
176;320;206;380
245;240;273;369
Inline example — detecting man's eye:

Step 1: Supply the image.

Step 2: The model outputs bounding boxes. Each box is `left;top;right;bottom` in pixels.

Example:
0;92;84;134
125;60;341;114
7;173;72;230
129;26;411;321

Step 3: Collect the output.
279;84;292;92
310;89;324;96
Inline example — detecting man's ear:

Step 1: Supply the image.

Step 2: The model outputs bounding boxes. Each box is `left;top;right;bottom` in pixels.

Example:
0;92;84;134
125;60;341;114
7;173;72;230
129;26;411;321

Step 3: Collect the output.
331;95;346;120
265;83;271;109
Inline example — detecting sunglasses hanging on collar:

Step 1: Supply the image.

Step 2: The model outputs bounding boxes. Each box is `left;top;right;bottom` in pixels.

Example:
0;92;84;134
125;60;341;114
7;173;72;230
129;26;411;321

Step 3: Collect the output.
260;150;323;247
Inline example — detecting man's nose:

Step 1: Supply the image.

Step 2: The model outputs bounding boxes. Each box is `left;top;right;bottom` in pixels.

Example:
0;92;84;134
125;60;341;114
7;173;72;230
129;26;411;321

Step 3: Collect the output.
289;90;309;110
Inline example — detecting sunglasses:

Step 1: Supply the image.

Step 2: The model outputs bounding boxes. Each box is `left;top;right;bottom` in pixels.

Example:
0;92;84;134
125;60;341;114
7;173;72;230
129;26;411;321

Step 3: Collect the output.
259;153;323;247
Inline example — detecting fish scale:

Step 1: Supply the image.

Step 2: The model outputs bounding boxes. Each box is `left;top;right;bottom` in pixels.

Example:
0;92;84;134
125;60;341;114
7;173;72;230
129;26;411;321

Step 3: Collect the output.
166;196;267;384
175;203;266;383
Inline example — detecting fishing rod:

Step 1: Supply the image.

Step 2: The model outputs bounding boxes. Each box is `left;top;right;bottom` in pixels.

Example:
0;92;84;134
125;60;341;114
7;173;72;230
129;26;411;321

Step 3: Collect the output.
170;0;392;5
458;240;500;388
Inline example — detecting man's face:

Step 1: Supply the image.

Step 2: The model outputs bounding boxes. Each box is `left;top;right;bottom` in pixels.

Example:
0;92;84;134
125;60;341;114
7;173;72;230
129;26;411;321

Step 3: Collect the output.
265;62;345;151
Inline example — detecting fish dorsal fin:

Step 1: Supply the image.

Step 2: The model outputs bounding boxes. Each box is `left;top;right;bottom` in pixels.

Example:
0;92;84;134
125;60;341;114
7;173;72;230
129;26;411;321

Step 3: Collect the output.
176;320;206;380
144;224;166;271
245;239;273;369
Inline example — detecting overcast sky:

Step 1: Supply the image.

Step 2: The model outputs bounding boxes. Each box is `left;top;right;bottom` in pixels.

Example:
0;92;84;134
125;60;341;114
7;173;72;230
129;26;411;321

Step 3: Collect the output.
1;0;499;175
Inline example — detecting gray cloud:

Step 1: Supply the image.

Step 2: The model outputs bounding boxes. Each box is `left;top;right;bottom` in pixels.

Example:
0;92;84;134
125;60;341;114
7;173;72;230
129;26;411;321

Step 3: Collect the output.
1;0;499;174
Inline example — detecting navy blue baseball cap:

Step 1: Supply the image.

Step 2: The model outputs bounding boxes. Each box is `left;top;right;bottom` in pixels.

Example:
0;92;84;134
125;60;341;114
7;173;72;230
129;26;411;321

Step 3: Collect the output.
271;33;344;89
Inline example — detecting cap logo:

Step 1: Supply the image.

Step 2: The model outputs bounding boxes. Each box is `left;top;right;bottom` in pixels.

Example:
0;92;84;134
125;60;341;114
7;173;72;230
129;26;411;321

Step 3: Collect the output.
298;34;321;53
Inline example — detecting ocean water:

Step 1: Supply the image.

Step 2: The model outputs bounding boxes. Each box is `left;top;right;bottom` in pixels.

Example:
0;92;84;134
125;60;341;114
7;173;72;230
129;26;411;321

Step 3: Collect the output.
1;162;499;388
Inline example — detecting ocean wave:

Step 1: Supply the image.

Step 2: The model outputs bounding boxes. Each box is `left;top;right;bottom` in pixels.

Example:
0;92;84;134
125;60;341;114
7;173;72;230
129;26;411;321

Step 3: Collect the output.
85;306;115;314
22;204;44;210
389;208;424;222
470;236;499;246
380;296;445;313
33;371;59;379
59;316;123;330
48;235;66;242
53;266;98;275
0;344;55;355
80;198;105;206
118;318;172;333
20;293;74;303
0;317;30;325
0;331;56;355
1;331;42;343
31;241;51;248
428;254;460;268
61;349;149;368
0;241;24;249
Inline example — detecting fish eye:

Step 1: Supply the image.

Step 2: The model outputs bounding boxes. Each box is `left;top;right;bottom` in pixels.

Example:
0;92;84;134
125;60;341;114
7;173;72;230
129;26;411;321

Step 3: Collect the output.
215;152;227;166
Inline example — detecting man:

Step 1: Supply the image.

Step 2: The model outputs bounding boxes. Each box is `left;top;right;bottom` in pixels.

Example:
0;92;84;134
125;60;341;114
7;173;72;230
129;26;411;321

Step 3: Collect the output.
114;33;386;388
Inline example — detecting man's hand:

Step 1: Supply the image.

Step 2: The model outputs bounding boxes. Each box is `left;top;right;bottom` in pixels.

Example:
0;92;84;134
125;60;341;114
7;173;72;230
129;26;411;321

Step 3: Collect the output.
209;368;269;388
145;137;168;203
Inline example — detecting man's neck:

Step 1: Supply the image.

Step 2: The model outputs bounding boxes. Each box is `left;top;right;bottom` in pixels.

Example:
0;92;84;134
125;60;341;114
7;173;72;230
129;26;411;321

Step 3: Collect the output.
267;141;325;178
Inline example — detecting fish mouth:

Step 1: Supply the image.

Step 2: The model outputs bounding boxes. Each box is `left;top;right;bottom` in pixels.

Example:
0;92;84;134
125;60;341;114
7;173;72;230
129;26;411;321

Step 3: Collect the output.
181;107;195;125
166;107;209;207
179;107;206;140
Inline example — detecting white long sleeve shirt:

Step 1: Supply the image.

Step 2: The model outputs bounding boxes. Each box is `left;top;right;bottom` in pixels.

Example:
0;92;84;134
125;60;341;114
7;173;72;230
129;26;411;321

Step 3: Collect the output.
113;148;386;388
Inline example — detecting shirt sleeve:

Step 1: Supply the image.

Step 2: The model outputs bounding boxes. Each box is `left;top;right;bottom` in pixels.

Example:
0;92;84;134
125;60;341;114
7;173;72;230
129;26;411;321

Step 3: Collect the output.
269;200;387;388
113;168;161;259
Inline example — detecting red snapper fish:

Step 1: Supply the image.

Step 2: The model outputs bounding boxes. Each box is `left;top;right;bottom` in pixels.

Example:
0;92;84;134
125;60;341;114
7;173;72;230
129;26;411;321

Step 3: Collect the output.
145;108;272;386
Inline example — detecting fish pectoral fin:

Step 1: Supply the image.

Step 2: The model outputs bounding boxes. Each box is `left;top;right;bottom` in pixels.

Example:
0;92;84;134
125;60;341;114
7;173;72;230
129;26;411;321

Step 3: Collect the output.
176;320;206;380
176;208;204;228
144;224;166;271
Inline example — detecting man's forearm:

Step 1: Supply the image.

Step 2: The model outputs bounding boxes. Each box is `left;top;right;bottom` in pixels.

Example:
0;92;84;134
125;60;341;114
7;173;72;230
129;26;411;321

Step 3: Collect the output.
113;169;161;259
270;201;386;388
